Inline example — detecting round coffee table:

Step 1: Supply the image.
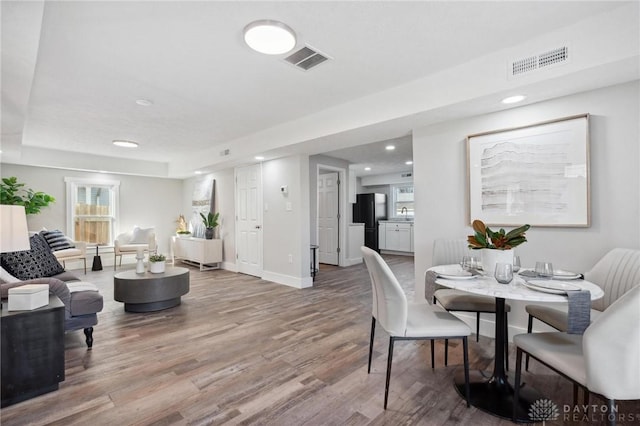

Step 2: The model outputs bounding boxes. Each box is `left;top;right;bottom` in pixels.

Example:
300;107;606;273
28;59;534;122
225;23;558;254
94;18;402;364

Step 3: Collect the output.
114;266;189;312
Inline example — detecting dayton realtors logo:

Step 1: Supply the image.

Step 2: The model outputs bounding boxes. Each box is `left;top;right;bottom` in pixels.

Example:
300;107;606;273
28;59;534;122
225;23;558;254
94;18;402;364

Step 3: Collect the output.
529;399;560;424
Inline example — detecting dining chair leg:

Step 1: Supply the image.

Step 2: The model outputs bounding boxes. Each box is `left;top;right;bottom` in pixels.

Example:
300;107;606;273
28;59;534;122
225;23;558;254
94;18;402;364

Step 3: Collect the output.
513;348;524;421
114;254;117;270
462;336;470;407
430;340;435;369
525;315;533;371
583;388;589;405
607;399;617;426
384;337;395;410
475;312;480;342
444;339;449;366
573;382;579;406
368;317;376;374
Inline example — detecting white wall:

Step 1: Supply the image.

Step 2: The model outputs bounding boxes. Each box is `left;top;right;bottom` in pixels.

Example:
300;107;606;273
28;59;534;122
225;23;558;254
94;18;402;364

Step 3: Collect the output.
263;155;311;288
413;80;640;337
1;164;182;262
181;168;236;268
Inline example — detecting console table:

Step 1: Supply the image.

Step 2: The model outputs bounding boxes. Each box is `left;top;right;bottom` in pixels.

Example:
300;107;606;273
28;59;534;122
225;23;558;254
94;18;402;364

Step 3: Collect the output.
1;295;65;407
171;236;222;271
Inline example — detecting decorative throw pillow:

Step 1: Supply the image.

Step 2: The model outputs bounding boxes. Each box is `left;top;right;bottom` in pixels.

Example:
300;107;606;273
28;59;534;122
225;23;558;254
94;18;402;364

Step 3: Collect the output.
130;226;154;244
41;230;75;251
0;233;65;280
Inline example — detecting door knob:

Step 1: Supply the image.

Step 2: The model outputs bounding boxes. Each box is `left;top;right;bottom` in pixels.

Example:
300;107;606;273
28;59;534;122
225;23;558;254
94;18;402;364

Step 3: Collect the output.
255;225;262;229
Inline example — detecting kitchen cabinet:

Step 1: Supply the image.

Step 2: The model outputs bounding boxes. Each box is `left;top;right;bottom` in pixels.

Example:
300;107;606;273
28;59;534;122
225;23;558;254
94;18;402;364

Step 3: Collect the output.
378;221;413;253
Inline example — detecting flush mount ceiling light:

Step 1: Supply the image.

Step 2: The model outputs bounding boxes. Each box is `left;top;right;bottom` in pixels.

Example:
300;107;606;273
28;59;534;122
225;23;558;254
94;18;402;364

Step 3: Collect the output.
112;140;139;148
502;95;526;104
385;145;395;151
364;167;371;171
243;20;296;55
255;156;265;160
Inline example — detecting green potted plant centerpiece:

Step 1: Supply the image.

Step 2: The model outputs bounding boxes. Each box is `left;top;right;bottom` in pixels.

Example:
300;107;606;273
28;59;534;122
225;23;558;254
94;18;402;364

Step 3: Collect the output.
148;253;166;274
467;219;530;275
199;211;219;240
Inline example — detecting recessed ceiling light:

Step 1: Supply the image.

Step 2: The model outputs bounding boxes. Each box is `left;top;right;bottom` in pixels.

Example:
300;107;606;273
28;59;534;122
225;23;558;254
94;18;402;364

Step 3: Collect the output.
112;140;139;148
364;167;371;171
255;156;265;160
194;171;203;175
135;99;153;106
501;95;526;104
243;20;296;55
405;161;413;165
385;145;395;151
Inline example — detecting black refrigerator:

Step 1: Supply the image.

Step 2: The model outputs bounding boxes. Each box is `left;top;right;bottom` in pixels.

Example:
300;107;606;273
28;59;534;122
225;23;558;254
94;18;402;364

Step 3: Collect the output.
352;193;387;251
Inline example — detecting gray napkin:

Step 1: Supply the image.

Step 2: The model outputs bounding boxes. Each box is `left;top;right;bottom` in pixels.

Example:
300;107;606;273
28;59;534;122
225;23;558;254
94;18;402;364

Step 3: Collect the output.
566;290;591;334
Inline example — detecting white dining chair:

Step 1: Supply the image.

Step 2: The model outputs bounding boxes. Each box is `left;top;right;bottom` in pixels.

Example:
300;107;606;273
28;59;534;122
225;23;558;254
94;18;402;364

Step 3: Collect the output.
362;246;471;409
524;248;640;370
513;285;640;425
426;238;511;369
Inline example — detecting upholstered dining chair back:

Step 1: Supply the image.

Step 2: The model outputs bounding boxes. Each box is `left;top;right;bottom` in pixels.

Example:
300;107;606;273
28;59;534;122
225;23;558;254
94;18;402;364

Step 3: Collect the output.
432;238;470;267
584;248;640;311
584;285;640;401
362;246;408;337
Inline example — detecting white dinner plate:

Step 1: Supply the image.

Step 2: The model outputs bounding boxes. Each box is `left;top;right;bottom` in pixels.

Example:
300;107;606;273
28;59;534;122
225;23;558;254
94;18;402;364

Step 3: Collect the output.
523;279;582;294
518;269;581;280
431;265;478;280
552;269;582;280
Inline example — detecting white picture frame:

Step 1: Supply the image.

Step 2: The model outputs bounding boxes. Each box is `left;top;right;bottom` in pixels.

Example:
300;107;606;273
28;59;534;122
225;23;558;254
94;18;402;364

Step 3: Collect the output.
467;114;590;227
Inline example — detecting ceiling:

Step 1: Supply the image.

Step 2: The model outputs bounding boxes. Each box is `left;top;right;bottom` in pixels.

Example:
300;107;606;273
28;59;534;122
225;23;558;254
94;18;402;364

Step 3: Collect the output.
2;1;638;178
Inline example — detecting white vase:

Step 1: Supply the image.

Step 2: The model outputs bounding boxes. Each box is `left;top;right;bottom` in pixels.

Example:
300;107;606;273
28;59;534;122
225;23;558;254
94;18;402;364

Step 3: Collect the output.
149;261;165;274
481;249;514;277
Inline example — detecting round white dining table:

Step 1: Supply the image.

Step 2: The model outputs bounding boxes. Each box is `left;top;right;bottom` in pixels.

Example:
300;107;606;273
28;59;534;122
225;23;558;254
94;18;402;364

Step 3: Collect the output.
430;265;604;422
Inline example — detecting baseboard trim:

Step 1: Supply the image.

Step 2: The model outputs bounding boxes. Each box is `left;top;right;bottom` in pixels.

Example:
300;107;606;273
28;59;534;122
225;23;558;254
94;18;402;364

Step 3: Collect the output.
344;257;363;266
261;271;313;289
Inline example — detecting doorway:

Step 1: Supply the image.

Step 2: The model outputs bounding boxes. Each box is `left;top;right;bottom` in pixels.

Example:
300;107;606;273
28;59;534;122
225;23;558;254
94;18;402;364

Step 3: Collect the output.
318;171;339;265
235;164;263;277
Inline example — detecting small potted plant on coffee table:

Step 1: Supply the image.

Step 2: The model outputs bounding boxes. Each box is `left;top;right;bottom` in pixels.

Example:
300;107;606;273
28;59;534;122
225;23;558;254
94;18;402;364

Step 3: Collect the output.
149;253;166;274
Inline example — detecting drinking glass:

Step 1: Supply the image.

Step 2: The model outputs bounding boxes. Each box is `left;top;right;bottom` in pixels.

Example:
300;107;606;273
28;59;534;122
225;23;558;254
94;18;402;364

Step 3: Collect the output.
513;256;521;273
494;263;513;284
535;261;554;279
461;255;479;271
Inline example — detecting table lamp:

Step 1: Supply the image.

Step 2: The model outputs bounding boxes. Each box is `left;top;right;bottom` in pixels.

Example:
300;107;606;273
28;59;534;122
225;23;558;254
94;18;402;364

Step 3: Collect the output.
0;205;30;253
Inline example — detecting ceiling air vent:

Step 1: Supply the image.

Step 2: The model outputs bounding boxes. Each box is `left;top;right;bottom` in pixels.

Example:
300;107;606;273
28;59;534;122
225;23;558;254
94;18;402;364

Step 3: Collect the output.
284;45;330;71
509;45;569;77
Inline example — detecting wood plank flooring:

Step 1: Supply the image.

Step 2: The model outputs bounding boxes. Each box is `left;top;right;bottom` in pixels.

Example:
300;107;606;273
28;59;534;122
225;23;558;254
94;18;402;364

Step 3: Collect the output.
1;255;638;425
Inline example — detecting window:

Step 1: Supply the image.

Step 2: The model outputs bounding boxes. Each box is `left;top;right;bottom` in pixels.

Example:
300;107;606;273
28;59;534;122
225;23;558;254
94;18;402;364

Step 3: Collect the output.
65;178;120;245
391;184;414;218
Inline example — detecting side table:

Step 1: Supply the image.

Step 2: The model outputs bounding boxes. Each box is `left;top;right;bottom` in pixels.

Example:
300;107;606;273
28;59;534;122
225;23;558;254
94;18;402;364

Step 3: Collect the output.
1;295;65;407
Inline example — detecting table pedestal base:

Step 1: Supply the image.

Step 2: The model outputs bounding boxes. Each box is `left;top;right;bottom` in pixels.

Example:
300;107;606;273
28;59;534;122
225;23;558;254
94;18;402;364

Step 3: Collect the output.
124;297;181;313
454;370;542;423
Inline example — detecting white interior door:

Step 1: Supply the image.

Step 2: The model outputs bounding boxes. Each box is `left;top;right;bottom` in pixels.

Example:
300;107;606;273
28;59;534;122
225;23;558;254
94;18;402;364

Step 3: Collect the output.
318;172;339;265
235;164;263;277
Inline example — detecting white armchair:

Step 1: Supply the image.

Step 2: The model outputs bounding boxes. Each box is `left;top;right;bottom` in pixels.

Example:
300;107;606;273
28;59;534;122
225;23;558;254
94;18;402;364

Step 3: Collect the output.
39;230;88;274
114;227;157;270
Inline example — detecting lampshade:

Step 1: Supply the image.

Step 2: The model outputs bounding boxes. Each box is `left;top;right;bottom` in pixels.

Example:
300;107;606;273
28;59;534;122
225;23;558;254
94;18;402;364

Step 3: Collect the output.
0;205;31;253
243;20;296;55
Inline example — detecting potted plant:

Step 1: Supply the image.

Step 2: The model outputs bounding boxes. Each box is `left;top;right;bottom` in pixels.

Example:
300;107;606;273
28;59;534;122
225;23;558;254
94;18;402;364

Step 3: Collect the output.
1;177;55;214
199;211;219;240
148;253;166;274
467;219;530;275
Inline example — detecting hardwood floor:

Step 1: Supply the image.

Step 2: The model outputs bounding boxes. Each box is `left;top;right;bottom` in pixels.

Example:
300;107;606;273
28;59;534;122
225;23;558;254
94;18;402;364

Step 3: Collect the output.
1;255;637;425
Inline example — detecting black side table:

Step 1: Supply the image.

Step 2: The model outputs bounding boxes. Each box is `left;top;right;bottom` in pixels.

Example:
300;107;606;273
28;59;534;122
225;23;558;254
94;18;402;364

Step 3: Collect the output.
310;245;319;280
91;244;103;271
1;295;65;407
